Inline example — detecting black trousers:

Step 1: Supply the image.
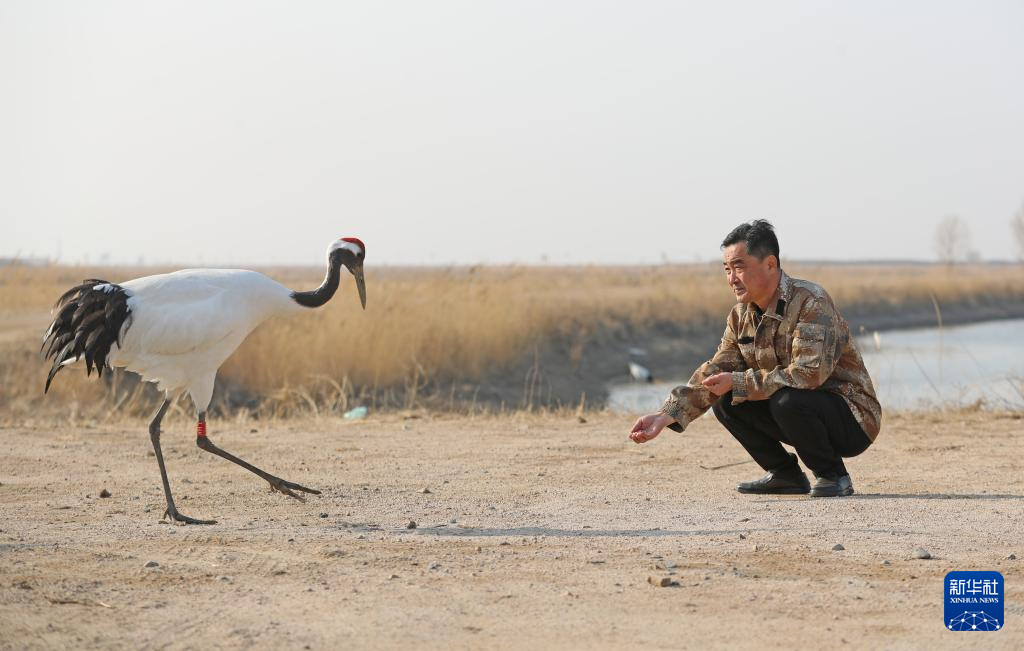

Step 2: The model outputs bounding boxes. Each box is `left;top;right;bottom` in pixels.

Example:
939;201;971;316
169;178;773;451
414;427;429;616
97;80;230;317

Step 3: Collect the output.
711;388;872;479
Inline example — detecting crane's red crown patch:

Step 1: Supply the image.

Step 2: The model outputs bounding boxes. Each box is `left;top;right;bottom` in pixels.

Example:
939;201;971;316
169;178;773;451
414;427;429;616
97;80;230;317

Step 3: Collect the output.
341;237;365;256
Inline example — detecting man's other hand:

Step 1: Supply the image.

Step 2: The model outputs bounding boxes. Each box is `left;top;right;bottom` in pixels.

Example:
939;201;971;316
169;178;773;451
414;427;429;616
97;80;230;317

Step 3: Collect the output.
629;413;676;444
702;372;734;396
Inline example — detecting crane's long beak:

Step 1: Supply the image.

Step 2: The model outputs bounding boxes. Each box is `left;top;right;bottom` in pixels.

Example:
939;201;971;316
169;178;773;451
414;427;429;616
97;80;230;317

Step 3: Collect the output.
353;265;366;309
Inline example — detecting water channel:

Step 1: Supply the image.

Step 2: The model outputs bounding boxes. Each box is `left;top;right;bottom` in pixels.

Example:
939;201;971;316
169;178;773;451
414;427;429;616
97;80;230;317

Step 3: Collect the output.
609;318;1024;413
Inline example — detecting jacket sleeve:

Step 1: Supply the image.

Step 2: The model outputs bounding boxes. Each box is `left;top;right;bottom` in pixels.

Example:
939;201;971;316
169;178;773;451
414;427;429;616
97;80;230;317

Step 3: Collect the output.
730;295;841;404
659;314;746;433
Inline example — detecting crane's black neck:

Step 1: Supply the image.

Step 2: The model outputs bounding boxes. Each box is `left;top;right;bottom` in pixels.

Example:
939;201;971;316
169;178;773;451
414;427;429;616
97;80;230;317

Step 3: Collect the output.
290;253;343;308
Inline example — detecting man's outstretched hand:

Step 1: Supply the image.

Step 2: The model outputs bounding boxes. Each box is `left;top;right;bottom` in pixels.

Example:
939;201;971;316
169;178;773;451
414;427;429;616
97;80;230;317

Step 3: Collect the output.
629;412;677;444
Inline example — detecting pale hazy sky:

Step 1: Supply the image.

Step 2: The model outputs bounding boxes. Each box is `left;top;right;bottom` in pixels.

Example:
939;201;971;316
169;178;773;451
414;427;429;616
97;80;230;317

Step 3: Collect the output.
2;1;1023;266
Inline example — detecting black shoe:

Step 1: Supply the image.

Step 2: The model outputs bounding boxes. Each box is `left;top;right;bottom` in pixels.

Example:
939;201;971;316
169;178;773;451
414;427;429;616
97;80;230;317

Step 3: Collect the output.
736;467;811;495
810;474;854;497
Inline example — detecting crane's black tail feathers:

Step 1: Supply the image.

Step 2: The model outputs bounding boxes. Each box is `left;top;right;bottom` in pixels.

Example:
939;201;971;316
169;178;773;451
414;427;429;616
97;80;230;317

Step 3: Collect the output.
42;279;133;393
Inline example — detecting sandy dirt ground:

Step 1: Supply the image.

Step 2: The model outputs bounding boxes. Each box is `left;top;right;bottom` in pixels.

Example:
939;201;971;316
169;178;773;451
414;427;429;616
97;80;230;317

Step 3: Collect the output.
1;409;1022;650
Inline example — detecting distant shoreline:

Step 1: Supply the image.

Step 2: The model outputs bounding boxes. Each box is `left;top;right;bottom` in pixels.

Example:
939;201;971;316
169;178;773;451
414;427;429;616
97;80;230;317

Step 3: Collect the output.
845;296;1024;333
3;259;1022;271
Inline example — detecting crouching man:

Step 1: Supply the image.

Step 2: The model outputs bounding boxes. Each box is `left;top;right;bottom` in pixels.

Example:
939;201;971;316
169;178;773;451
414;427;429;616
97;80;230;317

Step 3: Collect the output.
629;220;881;497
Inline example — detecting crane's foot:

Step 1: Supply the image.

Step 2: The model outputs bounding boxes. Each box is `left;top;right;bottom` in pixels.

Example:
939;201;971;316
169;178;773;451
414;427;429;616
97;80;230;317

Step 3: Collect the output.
162;507;217;525
267;476;321;502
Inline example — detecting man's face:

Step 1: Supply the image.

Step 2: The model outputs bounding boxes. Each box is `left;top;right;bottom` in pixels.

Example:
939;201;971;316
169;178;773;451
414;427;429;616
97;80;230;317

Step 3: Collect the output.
722;242;778;306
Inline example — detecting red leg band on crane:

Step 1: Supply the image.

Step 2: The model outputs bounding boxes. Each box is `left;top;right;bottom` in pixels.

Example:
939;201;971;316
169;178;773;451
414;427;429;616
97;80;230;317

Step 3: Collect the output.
197;421;207;438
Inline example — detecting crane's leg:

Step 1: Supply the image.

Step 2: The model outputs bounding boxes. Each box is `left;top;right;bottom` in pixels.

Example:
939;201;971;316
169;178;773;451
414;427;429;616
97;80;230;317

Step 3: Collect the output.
149;398;217;525
194;412;320;501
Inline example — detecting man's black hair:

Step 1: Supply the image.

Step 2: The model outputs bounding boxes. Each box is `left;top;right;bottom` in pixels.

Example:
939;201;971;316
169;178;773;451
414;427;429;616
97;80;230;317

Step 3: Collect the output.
721;219;780;263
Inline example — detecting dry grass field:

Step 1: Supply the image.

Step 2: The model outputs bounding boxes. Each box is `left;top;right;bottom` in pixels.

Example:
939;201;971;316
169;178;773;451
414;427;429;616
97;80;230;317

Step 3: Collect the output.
3;262;1023;422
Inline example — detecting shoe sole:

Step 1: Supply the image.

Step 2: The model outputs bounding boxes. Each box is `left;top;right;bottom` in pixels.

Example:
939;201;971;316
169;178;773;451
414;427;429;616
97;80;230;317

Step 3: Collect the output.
736;486;810;495
809;487;855;498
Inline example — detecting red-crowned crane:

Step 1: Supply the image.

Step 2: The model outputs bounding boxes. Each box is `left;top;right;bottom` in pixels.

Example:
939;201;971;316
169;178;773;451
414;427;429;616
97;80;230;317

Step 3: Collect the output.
41;238;367;524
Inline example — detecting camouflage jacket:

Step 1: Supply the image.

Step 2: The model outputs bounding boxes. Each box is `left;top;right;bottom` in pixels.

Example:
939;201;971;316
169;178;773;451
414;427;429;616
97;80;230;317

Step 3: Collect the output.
660;270;882;440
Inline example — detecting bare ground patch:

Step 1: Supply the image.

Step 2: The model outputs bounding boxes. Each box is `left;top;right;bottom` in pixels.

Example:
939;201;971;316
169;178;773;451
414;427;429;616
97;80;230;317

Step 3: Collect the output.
1;411;1022;649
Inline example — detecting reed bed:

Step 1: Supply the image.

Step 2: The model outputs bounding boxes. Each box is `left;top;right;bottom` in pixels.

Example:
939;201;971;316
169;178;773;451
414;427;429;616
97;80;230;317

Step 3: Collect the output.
2;261;1022;422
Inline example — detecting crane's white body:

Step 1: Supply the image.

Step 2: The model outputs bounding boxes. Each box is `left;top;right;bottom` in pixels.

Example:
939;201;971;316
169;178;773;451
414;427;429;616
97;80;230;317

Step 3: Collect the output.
109;269;303;410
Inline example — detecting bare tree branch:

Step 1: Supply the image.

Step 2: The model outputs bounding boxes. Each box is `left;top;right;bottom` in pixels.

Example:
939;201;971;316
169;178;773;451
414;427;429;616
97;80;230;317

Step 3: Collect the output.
934;215;971;266
1012;201;1024;261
